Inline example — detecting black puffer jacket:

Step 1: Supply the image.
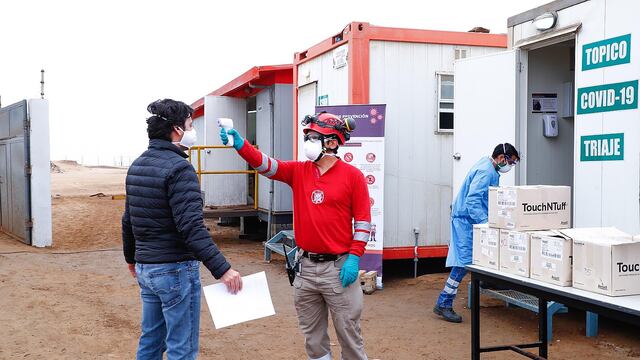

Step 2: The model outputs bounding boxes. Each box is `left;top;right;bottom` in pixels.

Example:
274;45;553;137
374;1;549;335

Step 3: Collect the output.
122;139;230;279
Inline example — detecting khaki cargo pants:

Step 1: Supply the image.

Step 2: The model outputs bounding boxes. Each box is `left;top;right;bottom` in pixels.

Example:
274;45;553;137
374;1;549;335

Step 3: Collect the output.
293;253;367;360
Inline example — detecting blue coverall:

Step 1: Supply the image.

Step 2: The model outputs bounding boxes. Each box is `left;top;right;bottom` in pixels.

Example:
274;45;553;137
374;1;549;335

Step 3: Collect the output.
437;157;500;308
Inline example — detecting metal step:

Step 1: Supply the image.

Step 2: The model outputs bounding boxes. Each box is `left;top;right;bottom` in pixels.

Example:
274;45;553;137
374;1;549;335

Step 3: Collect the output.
264;230;297;263
482;289;543;313
468;283;600;339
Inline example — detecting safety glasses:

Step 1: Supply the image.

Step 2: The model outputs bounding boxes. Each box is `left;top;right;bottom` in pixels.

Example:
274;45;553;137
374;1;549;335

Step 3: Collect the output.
304;133;322;142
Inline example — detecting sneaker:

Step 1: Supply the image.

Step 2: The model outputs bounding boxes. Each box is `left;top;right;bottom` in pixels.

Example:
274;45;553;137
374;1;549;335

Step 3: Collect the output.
433;305;463;323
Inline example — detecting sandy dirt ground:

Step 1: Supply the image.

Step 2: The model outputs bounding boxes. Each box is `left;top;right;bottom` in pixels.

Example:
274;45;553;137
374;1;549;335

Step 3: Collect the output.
50;160;127;198
0;162;638;359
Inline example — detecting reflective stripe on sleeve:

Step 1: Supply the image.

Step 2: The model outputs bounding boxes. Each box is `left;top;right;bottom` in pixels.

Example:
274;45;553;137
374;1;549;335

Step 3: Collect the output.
354;231;370;242
255;153;269;172
262;158;279;178
354;221;371;231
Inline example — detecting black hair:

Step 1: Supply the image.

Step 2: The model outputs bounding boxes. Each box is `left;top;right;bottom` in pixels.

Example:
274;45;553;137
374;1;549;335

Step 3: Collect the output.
146;99;194;141
492;143;520;161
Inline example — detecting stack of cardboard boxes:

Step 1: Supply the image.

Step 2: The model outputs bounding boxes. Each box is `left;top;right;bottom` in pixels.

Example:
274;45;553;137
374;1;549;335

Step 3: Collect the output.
472;185;572;282
471;185;640;296
563;227;640;296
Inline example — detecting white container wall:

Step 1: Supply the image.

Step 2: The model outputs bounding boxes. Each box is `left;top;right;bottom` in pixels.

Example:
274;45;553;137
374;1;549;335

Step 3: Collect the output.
193;115;205;146
28;99;52;247
256;84;293;212
369;41;503;247
508;0;640;234
297;39;504;248
296;43;349;158
194;85;294;212
201;95;248;207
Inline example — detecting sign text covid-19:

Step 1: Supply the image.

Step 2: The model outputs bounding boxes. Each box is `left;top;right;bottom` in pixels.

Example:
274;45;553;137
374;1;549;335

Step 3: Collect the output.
577;80;638;114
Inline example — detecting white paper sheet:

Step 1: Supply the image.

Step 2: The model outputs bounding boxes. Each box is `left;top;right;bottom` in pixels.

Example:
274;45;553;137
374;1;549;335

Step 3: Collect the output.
203;271;275;329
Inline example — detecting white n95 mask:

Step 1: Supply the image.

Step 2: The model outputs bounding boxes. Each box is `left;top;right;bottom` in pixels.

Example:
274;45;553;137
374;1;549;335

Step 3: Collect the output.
498;162;513;173
303;139;323;162
179;128;198;149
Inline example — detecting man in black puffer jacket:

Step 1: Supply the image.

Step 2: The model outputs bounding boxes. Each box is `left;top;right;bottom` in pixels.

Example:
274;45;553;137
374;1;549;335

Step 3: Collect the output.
122;99;242;360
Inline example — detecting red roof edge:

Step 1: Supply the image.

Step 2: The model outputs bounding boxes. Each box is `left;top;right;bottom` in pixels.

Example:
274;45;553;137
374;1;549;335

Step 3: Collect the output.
191;64;293;118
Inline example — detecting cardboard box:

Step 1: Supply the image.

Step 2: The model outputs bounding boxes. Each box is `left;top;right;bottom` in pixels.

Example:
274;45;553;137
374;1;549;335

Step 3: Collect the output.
563;227;640;296
499;229;533;277
530;230;573;286
472;224;500;270
489;186;571;231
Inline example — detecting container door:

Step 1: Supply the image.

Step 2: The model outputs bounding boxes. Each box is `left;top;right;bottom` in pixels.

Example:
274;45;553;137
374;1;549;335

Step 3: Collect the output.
202;95;248;207
9;140;28;242
296;81;317;160
453;50;519;194
0;100;31;244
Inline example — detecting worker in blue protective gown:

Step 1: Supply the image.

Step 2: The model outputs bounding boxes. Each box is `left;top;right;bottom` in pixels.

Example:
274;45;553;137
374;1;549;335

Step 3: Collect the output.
434;143;520;323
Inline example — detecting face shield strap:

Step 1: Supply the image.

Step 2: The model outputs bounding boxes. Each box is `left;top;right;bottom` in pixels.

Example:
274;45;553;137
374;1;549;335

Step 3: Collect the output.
501;143;519;166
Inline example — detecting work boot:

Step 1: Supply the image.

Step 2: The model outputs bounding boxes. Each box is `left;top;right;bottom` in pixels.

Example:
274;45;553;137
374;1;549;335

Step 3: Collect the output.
433;305;463;323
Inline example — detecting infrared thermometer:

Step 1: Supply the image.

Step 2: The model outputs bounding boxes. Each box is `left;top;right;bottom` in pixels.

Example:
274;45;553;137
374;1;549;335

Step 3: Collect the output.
218;118;234;147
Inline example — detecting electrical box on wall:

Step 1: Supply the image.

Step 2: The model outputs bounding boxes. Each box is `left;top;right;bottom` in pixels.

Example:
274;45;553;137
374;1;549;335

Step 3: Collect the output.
543;114;558;137
562;82;574;118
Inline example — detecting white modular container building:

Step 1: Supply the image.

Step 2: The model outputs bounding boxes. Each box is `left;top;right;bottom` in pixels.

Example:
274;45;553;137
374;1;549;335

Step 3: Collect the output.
294;22;507;260
190;65;294;228
454;0;639;236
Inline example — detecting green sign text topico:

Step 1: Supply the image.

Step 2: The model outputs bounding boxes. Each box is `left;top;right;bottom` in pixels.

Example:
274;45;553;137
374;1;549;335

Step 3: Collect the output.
582;34;631;71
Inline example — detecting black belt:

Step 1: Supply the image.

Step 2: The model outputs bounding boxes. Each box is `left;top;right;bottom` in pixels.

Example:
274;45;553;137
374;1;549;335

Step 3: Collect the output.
302;251;345;262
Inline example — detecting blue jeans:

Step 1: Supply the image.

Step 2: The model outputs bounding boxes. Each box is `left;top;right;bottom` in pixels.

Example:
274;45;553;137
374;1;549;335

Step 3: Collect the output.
135;260;202;360
436;266;468;309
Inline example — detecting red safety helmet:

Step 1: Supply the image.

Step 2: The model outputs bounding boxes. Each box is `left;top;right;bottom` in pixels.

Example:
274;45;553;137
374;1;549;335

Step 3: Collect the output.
302;112;356;145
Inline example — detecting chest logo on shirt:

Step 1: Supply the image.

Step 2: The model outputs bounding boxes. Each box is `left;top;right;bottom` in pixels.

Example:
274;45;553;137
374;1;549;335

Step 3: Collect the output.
311;190;325;205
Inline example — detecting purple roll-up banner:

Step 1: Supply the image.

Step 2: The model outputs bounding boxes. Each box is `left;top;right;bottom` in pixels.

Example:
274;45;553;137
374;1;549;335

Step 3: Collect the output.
316;104;386;288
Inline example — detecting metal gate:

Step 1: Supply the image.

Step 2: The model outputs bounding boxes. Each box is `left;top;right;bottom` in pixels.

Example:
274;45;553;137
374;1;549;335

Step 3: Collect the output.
0;100;32;244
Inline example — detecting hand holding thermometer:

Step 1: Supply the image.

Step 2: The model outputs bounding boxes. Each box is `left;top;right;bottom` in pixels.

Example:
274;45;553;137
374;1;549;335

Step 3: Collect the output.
218;118;234;147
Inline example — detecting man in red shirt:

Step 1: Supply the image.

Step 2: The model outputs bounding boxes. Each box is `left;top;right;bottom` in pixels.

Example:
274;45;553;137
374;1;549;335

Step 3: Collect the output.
221;112;371;360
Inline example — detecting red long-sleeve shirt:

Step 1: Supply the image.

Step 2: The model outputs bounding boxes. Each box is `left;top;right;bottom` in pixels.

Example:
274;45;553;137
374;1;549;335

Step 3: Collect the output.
237;140;371;256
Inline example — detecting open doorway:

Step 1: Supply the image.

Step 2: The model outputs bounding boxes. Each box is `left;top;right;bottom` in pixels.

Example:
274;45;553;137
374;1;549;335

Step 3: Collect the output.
524;39;576;188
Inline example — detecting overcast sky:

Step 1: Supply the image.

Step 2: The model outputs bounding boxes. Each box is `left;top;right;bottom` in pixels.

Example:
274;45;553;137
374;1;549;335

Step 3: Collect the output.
1;0;549;165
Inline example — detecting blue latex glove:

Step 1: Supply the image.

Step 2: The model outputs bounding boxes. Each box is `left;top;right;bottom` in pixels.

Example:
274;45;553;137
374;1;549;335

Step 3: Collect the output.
219;128;244;151
339;254;360;288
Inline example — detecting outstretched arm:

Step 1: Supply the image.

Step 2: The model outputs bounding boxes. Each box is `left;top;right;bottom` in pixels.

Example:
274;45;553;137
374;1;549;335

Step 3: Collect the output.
221;128;297;186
